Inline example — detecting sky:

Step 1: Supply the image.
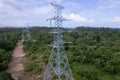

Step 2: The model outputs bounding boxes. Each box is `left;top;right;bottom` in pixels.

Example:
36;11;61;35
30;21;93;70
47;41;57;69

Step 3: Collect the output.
0;0;120;28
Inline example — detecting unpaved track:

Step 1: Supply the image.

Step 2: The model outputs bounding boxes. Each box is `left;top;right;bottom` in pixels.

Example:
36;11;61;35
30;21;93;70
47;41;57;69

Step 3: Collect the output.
8;39;25;80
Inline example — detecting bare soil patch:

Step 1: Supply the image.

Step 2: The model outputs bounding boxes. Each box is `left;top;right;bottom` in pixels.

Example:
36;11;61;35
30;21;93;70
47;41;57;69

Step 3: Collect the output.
7;40;25;80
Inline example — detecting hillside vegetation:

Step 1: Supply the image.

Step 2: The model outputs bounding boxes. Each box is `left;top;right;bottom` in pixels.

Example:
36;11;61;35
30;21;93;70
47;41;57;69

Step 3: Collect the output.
22;27;120;80
0;28;22;80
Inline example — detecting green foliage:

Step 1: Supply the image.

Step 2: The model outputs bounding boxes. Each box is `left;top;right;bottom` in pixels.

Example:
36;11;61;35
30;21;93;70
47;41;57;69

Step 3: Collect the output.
0;28;21;71
24;61;36;72
24;60;43;74
23;27;120;80
0;28;22;80
23;27;51;65
66;27;120;80
0;28;21;50
0;72;13;80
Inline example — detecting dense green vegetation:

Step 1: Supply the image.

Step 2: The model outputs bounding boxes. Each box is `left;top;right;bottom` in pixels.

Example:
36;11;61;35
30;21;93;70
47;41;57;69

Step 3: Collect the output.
65;27;120;80
0;28;22;80
23;27;120;80
1;27;119;80
20;27;52;80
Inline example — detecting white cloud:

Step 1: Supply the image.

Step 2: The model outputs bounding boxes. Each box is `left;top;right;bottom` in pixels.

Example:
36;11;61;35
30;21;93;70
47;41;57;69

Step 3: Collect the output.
98;0;120;9
0;0;22;16
2;0;22;11
102;17;120;23
63;13;94;23
34;6;53;14
0;0;4;8
0;0;119;28
0;0;52;27
45;0;62;3
114;17;120;23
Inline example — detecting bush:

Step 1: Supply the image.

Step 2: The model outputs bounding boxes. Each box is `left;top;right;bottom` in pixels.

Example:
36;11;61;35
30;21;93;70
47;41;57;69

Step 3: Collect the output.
0;72;13;80
24;62;36;72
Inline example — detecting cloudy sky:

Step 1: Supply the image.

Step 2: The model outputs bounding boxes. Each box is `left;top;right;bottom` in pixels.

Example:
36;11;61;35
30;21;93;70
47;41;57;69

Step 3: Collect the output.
0;0;120;28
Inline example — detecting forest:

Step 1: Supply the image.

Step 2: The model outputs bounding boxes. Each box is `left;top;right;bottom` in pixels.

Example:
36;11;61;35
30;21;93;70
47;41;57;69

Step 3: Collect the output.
0;27;120;80
0;28;22;80
22;27;120;80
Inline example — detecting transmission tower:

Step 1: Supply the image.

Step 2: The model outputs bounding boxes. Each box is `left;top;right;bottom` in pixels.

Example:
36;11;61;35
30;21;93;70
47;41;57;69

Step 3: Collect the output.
26;23;32;41
44;3;74;80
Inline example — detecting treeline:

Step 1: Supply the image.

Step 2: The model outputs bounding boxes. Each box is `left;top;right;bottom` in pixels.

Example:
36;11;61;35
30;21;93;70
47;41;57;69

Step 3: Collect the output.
0;28;22;80
23;27;120;80
64;27;120;80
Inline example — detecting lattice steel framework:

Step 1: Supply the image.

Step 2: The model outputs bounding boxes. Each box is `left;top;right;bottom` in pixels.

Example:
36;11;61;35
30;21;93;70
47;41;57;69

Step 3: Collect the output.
26;23;31;41
43;3;74;80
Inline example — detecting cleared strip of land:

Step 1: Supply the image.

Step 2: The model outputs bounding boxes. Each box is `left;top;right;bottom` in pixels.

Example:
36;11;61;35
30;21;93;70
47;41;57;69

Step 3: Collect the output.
7;39;25;80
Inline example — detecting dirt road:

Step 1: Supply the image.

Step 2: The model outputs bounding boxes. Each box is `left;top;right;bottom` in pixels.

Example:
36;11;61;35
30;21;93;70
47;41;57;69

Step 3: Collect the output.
8;39;25;80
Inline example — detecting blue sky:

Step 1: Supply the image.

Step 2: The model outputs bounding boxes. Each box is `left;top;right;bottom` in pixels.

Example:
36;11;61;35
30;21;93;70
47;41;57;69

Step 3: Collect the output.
0;0;120;28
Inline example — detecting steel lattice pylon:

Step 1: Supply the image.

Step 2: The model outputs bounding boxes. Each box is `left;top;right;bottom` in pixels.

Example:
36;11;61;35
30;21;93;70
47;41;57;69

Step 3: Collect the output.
26;23;31;41
43;3;74;80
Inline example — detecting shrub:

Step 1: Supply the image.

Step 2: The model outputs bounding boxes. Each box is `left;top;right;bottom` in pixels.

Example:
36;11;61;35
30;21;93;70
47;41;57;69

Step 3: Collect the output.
0;72;13;80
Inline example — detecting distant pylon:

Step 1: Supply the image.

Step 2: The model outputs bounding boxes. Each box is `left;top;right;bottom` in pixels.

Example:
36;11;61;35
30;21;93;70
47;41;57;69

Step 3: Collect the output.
26;23;32;41
43;3;74;80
